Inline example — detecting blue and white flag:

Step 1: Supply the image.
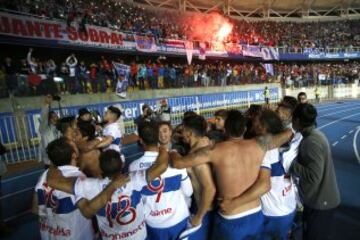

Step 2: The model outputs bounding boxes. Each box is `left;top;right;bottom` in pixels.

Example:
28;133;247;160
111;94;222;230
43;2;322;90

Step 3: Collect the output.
242;45;262;58
262;63;274;76
261;47;279;60
113;62;130;98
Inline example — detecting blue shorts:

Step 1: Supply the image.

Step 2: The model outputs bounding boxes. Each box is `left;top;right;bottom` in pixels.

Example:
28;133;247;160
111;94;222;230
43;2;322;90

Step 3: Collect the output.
146;217;187;240
211;207;264;240
262;211;296;240
185;211;214;240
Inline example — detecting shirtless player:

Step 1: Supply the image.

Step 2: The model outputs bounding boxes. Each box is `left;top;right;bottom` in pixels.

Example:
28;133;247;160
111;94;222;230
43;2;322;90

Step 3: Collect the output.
180;115;216;240
171;110;293;240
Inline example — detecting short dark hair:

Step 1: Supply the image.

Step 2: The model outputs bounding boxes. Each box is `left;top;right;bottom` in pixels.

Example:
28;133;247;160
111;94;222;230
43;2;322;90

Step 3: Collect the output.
281;96;298;112
224;110;246;138
99;150;123;178
245;104;262;119
182;115;208;137
46;137;74;166
48;111;57;122
77;121;96;140
293;103;317;128
56;116;76;134
297;92;307;100
183;111;197;118
258;109;284;134
206;129;226;144
142;104;150;111
214;109;228;119
78;108;91;117
108;106;121;120
138;121;159;146
158;121;172;130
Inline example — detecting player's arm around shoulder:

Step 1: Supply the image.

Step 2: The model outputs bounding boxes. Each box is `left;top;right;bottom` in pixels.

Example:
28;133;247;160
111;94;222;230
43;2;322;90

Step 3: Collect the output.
76;174;130;219
146;146;169;183
170;144;215;169
46;166;77;194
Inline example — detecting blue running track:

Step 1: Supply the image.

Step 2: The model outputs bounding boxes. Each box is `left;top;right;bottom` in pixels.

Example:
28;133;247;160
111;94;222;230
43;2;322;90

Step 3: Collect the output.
2;100;360;239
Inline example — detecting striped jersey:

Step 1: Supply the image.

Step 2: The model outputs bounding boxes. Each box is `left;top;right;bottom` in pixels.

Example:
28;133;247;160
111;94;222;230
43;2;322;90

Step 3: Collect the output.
260;149;297;217
102;122;122;153
73;171;149;240
35;166;94;240
129;151;192;228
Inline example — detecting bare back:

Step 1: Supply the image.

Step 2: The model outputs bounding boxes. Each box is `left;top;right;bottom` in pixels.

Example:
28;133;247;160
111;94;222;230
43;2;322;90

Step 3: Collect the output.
78;149;102;178
211;139;265;213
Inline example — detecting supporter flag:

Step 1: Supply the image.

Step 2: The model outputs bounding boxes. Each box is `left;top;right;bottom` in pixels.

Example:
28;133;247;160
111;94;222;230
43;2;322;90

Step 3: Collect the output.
185;41;194;65
261;63;274;76
261;47;279;60
242;45;262;58
199;42;206;60
113;62;130;98
134;35;157;53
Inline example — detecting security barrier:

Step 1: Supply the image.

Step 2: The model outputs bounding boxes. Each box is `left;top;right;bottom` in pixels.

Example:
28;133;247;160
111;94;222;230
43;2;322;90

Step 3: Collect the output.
0;85;281;164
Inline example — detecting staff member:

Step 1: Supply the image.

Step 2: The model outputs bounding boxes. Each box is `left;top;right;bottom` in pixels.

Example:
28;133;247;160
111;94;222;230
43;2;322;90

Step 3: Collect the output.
38;95;60;167
290;103;340;240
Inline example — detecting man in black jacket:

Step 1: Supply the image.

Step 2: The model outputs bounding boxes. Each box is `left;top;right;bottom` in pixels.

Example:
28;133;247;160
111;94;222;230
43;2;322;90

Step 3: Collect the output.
291;103;340;240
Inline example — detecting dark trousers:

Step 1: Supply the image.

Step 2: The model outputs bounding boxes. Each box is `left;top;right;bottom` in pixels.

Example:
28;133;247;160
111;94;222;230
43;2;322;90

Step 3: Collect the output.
303;206;336;240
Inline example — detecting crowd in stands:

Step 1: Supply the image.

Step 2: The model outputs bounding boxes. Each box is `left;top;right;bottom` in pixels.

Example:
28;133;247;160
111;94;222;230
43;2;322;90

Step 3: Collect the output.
1;0;360;49
1;48;359;97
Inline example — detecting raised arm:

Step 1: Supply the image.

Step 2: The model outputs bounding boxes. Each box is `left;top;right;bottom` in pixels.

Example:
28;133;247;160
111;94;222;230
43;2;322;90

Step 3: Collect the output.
170;145;213;169
76;174;130;218
39;96;52;133
146;146;169;182
219;168;271;214
255;129;293;153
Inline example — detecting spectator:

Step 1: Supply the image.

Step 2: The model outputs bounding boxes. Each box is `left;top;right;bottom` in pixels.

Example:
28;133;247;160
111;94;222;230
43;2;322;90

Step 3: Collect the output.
3;57;17;95
65;54;78;94
297;92;308;104
38;95;60;167
290;103;340;240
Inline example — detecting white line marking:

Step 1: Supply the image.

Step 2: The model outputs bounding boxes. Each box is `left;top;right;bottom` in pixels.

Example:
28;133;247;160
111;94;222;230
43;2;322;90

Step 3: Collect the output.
318;112;360;130
317;104;355;112
349;130;354;134
319;106;360;118
341;135;347;140
332;141;338;146
353;126;360;164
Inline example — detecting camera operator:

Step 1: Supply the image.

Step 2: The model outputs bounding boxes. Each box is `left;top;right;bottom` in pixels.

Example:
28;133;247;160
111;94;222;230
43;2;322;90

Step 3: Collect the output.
156;99;171;122
135;104;155;128
38;95;60;168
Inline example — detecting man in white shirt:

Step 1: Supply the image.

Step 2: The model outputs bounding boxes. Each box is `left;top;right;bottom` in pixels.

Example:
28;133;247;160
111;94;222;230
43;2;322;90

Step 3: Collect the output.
93;106;123;153
38;95;60;167
47;147;170;240
129;121;193;240
65;54;78;94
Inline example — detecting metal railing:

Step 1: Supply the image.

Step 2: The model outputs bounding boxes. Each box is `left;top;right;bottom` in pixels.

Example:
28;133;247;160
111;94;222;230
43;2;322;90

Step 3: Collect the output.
0;94;271;164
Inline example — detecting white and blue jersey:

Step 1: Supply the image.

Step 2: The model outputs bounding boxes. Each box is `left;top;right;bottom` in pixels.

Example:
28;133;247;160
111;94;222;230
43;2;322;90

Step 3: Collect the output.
35;166;94;240
102;122;122;153
129;151;192;239
261;148;297;217
73;171;149;240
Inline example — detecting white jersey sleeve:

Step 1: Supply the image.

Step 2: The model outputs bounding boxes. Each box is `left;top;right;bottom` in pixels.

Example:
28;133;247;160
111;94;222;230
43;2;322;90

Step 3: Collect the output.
73;177;102;203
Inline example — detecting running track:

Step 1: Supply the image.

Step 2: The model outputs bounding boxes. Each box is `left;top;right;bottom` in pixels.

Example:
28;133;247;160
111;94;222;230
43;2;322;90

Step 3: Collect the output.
3;99;360;239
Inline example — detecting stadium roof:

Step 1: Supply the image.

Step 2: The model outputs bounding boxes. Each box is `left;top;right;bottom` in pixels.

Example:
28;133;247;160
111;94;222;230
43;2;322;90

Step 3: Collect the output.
133;0;360;20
